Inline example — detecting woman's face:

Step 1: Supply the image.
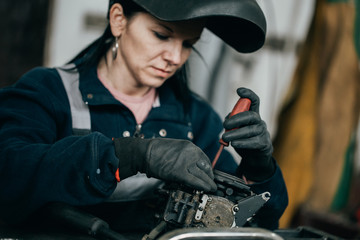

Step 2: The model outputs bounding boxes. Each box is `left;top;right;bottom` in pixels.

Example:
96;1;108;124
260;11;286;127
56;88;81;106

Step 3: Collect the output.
115;12;205;91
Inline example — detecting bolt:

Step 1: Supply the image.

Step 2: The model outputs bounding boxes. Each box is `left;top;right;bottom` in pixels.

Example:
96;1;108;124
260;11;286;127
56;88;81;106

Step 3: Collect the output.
233;206;239;212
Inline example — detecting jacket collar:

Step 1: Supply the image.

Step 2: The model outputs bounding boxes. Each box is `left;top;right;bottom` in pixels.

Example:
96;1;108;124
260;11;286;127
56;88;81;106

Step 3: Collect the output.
78;65;119;106
76;64;189;123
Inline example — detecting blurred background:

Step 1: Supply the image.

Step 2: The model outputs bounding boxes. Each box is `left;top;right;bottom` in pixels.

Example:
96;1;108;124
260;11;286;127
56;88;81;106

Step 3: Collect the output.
0;0;359;238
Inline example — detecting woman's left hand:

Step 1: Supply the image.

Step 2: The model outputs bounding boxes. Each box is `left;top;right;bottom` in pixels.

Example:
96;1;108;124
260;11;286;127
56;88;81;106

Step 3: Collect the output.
222;87;275;182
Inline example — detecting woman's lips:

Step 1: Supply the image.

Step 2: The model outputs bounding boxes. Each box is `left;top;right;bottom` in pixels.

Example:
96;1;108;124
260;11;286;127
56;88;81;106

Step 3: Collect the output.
152;67;172;78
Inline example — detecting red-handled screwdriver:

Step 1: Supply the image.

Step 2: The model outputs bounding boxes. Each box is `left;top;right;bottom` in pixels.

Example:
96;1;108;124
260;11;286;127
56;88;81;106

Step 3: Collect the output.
211;98;251;168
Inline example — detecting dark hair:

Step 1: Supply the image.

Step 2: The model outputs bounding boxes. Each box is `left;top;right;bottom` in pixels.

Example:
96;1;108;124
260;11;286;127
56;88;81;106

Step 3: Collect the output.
69;0;191;112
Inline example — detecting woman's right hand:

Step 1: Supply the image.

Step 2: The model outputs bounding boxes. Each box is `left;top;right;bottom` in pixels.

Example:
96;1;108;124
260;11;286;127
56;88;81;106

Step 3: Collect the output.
113;137;217;192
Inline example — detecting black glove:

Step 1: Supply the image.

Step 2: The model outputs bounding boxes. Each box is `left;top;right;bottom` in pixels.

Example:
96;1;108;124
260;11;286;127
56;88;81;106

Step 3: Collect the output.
113;137;217;192
222;88;275;182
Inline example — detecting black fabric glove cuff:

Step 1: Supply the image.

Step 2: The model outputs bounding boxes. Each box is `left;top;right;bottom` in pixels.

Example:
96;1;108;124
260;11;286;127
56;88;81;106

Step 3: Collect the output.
237;157;276;182
113;137;151;180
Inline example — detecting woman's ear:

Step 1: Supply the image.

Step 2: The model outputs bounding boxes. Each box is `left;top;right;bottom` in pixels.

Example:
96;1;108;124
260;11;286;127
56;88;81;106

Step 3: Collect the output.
109;3;127;37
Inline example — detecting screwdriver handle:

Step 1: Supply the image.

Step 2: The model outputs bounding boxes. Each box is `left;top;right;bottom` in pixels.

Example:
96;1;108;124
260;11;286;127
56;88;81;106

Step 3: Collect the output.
228;98;251;117
219;98;251;146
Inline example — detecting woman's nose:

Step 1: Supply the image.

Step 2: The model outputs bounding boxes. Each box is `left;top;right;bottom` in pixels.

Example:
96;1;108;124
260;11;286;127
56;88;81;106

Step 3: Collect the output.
163;41;183;65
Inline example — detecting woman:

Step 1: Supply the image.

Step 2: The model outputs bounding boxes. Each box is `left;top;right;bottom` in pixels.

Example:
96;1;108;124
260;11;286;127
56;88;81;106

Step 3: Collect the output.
0;0;287;233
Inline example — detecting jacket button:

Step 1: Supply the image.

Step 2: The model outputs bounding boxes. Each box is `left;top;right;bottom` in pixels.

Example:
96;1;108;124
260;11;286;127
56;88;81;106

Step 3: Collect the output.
87;93;93;99
187;131;194;140
123;131;131;137
159;129;167;137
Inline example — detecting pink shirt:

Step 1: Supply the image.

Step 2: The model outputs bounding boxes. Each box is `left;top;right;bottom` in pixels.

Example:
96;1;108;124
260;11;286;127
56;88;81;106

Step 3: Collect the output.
98;74;156;124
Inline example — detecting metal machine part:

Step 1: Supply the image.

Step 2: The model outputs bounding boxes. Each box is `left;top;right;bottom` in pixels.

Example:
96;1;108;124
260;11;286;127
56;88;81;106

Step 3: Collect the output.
145;170;270;240
157;227;284;240
161;190;270;229
162;190;238;228
234;192;271;226
157;226;343;240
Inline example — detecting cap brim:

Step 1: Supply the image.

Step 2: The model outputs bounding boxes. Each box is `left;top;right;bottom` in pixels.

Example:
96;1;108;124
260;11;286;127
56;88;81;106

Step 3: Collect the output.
132;0;266;53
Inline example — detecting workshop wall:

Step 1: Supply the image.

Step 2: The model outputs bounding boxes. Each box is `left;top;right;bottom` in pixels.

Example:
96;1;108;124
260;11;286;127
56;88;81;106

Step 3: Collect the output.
0;0;51;88
44;0;108;67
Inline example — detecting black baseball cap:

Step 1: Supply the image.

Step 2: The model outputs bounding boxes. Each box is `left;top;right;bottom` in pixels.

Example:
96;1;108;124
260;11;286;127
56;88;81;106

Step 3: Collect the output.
109;0;266;53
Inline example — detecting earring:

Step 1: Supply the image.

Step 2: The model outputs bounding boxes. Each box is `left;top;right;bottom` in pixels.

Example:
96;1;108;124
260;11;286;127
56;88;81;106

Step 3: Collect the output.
112;37;119;60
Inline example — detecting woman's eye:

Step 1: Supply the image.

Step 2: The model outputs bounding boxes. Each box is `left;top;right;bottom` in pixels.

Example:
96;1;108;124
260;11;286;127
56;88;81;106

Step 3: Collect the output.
154;32;168;40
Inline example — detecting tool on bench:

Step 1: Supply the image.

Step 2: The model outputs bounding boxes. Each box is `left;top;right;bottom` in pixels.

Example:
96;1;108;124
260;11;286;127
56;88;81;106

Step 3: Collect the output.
212;98;251;168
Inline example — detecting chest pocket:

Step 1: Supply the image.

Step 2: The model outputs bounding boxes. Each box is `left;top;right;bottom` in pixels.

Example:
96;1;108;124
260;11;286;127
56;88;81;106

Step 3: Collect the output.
56;64;162;202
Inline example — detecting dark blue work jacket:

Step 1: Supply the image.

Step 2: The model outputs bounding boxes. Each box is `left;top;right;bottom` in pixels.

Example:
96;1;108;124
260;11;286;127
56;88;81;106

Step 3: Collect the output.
0;64;288;230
